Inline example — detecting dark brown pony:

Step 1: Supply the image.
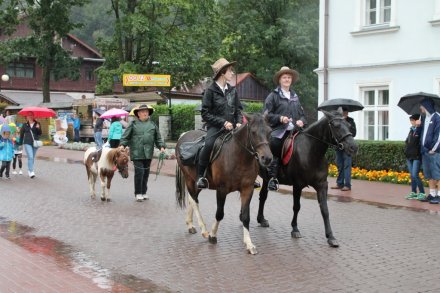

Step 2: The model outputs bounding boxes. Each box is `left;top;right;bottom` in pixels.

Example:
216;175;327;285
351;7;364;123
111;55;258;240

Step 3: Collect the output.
84;146;130;202
175;113;272;254
257;109;358;247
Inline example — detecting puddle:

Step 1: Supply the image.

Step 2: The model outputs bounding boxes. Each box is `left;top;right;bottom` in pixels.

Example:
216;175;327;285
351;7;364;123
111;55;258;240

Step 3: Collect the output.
0;218;174;292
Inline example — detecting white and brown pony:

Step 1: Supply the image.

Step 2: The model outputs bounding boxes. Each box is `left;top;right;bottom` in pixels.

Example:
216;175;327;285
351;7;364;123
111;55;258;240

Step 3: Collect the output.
84;146;130;201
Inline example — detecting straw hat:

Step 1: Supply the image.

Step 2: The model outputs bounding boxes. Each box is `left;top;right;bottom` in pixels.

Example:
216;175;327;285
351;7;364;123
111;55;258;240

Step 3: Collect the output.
211;58;237;80
133;104;155;117
273;66;299;85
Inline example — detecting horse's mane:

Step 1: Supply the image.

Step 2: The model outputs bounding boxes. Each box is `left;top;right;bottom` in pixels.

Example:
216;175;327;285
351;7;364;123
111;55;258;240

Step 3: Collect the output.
106;148;120;165
303;110;342;135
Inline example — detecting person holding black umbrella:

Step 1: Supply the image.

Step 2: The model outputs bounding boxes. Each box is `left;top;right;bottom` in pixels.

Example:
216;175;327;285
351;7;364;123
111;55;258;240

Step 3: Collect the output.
417;98;440;204
331;107;356;191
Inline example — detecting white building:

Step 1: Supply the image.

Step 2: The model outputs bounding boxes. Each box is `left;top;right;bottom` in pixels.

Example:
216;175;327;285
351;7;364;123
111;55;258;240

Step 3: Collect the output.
316;0;440;140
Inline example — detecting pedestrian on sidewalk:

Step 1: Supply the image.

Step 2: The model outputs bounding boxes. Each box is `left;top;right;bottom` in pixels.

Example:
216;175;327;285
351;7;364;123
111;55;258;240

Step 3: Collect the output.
108;117;123;148
196;58;243;190
93;110;104;150
417;98;440;204
264;66;306;191
120;105;166;202
0;125;14;179
404;114;425;199
19;113;42;178
12;124;23;175
72;113;81;143
331;107;356;191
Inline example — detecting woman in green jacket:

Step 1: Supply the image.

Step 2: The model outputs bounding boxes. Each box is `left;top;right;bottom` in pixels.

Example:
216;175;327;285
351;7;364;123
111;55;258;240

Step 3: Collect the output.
120;105;166;202
108;117;123;148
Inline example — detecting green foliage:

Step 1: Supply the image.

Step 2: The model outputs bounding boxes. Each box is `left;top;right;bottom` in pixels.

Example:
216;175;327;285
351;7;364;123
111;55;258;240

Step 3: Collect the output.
327;140;407;171
170;104;197;140
242;101;263;114
150;104;169;125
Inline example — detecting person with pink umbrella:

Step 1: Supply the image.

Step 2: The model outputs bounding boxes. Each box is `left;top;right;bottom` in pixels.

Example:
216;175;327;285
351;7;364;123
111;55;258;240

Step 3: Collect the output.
19;112;42;178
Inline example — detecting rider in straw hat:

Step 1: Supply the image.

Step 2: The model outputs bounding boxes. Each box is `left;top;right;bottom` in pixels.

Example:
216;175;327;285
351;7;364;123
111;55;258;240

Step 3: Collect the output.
196;58;243;189
264;66;307;191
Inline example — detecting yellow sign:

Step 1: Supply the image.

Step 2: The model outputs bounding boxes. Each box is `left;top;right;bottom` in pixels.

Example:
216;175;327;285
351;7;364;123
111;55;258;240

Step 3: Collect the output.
123;74;171;87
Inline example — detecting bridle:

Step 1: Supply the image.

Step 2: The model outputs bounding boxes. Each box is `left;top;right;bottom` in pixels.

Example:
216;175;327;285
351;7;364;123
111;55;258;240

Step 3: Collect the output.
302;117;352;150
234;122;269;160
114;153;129;174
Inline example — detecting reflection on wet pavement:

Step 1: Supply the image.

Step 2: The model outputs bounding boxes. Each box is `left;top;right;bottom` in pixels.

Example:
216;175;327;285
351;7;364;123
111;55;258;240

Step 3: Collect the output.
0;218;174;292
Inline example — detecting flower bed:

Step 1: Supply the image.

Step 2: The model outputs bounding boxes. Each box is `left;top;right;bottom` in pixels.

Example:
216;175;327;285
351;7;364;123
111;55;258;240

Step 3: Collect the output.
328;164;428;186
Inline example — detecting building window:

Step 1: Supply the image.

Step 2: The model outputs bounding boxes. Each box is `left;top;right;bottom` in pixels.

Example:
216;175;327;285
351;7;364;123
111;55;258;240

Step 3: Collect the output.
6;62;35;78
362;87;389;140
85;67;95;81
366;0;391;26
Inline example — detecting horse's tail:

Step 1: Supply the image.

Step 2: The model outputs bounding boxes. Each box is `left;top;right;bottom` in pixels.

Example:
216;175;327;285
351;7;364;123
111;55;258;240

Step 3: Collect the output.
175;163;187;208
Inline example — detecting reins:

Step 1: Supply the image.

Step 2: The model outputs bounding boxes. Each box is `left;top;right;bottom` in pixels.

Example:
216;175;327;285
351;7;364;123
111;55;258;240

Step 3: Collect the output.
233;123;269;160
300;117;352;150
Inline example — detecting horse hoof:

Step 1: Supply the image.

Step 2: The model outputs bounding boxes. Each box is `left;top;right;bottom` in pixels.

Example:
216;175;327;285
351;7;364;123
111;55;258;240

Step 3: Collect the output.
100;197;106;202
188;227;197;234
328;238;339;247
106;198;112;202
208;235;217;244
201;231;209;239
248;246;258;255
291;231;302;238
258;219;270;228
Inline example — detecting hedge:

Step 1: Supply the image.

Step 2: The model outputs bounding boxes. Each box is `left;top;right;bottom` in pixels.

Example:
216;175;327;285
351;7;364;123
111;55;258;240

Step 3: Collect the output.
326;140;407;172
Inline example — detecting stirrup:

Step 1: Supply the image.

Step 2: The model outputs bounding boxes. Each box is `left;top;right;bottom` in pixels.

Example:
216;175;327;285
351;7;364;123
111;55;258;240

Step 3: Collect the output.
196;177;209;189
268;178;279;191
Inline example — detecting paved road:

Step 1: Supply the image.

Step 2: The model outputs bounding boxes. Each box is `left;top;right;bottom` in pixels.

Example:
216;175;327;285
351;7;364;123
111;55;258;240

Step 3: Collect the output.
1;158;440;292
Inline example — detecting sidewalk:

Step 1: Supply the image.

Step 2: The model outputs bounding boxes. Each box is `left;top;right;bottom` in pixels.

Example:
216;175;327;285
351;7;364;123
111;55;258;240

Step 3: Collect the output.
37;146;440;214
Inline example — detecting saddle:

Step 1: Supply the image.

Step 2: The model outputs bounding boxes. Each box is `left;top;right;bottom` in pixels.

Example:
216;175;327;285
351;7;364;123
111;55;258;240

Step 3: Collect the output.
281;131;299;165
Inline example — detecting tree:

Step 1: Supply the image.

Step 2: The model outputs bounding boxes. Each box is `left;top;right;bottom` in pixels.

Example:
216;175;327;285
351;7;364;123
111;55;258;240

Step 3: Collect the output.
0;0;88;103
219;0;319;118
96;0;224;94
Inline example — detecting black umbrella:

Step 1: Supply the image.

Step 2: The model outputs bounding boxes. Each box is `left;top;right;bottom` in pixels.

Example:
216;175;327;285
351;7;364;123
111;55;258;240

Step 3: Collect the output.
397;92;440;115
317;98;364;112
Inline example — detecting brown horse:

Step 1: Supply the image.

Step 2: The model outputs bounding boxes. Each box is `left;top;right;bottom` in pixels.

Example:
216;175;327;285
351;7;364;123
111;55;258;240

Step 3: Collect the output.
175;113;272;254
84;146;130;202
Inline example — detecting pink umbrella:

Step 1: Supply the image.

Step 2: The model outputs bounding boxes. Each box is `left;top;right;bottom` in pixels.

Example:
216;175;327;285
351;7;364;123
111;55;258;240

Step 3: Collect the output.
100;108;129;119
18;106;56;118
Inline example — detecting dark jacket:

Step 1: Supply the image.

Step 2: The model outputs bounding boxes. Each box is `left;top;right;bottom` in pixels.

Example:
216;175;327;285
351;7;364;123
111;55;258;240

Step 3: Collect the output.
264;87;307;136
345;116;357;137
420;113;440;154
19;121;42;146
120;118;166;160
94;118;104;132
405;127;422;160
201;82;243;129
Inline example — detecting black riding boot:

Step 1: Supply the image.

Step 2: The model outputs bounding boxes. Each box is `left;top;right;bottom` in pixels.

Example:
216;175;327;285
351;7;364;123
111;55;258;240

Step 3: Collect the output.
196;163;208;189
267;156;280;191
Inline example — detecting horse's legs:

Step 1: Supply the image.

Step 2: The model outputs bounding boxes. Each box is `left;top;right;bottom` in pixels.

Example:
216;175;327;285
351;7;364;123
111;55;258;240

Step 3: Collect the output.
99;173;107;201
257;178;270;227
291;187;303;238
315;181;339;247
87;167;96;199
187;180;209;238
240;186;257;255
105;173;114;202
208;190;226;244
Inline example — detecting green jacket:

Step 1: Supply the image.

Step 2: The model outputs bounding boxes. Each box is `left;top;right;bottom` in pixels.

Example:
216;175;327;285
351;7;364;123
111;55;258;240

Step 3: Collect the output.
120;118;166;160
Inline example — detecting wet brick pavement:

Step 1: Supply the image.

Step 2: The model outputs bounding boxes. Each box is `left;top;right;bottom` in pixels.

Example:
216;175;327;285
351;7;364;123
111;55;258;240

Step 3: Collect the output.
0;147;439;292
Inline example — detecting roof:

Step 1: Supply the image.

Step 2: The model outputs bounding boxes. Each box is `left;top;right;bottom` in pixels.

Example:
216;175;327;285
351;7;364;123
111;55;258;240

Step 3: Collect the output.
96;91;165;103
3;91;78;110
0;93;19;105
66;34;102;59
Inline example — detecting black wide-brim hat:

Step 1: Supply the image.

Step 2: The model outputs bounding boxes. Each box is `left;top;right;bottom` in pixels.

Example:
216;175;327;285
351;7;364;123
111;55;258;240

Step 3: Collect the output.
133;104;154;116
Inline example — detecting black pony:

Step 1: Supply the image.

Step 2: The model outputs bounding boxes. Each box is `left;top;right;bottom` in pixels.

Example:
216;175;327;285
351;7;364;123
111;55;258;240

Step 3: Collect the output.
257;108;358;247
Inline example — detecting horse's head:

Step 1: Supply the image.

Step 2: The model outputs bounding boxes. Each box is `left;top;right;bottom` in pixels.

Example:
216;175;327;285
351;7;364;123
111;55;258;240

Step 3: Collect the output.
114;146;130;178
243;113;273;167
321;109;358;156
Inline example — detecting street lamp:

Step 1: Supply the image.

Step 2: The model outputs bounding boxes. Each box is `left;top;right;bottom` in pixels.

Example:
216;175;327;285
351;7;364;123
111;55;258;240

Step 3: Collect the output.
1;74;10;92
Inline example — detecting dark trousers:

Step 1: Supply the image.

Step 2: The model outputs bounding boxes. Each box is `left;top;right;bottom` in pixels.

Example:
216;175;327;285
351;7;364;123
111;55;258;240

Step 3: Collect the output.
270;132;289;158
336;149;352;188
13;154;22;169
133;159;152;195
198;127;223;166
0;161;11;177
74;129;80;142
109;139;120;148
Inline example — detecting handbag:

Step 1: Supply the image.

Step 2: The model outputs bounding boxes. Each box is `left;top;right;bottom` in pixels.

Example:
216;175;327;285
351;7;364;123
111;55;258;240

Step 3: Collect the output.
29;127;43;148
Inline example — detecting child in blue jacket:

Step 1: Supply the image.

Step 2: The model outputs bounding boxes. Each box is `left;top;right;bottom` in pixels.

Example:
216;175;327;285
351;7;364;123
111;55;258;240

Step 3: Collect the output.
0;125;14;179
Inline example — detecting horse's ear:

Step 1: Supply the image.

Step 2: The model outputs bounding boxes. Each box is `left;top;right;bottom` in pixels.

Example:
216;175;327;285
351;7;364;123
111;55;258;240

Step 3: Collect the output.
263;112;269;123
321;109;332;118
336;106;343;115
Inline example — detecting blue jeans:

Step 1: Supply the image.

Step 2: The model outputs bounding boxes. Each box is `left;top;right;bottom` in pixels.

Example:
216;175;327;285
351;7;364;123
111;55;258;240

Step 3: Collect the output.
336;149;352;188
74;129;80;142
407;159;425;194
94;131;103;149
24;143;38;172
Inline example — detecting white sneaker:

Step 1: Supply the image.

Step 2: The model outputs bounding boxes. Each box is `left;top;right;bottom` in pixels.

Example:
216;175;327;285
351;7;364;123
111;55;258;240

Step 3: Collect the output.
142;194;149;200
12;171;17;175
135;194;144;202
19;170;23;175
29;171;35;178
